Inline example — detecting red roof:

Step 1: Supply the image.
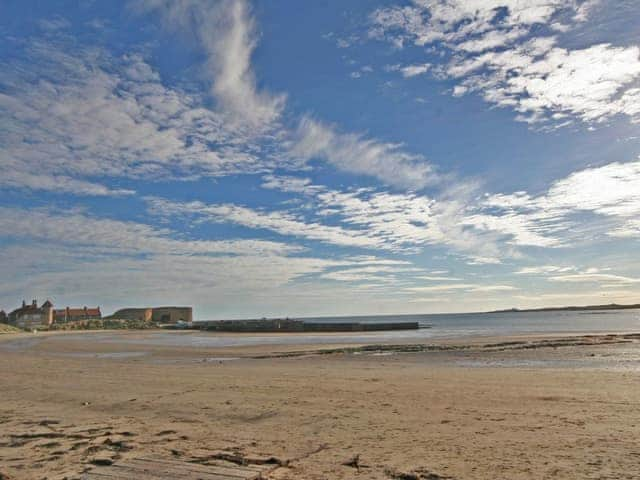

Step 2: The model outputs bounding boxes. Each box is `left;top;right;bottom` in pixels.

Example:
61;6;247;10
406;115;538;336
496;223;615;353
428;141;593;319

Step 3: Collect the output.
54;307;101;317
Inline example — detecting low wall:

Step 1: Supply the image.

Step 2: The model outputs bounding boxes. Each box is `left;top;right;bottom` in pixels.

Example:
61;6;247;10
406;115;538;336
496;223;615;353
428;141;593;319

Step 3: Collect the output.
199;319;420;332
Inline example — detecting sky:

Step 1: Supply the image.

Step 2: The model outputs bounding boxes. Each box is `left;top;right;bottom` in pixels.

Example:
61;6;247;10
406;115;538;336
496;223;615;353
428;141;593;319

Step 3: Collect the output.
1;0;640;320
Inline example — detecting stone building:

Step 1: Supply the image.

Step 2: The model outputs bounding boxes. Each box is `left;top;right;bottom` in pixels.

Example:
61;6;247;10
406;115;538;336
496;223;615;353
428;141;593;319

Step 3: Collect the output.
106;306;192;324
7;299;102;328
8;300;54;329
151;307;192;324
54;306;102;323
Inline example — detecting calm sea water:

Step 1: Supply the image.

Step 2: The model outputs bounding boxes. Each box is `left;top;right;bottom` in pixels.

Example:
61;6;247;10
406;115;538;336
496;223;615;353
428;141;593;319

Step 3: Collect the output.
300;308;640;339
123;309;640;348
3;309;639;350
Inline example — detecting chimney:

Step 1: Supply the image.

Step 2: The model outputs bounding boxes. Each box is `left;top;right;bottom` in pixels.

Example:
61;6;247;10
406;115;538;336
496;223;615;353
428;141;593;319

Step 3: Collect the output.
22;300;26;308
32;299;37;307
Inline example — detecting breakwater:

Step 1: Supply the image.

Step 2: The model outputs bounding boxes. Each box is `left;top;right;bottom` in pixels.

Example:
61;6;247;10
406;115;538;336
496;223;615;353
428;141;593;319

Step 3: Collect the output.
197;318;420;333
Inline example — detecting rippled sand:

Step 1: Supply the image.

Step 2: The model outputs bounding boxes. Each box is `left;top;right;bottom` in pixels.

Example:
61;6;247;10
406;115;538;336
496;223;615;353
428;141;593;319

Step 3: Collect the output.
1;330;639;479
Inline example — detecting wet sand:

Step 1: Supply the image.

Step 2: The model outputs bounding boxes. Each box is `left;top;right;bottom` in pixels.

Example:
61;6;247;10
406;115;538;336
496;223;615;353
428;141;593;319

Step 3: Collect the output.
1;330;640;479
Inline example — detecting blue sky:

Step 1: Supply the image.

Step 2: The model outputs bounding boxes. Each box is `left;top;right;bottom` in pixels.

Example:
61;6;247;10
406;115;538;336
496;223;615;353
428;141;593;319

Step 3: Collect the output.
1;0;640;319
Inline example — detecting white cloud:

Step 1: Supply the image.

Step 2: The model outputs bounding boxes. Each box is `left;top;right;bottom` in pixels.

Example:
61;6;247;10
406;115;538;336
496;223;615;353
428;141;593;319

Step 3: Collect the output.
0;206;393;316
370;1;585;49
0;206;299;257
407;284;477;293
320;265;421;283
407;283;518;293
516;265;575;275
369;1;640;126
456;27;528;53
610;219;640;238
130;1;446;191
2;1;451;198
387;63;431;77
146;197;388;250
311;185;503;260
462;210;565;248
477;160;640;246
350;65;374;79
0;42;276;195
261;175;325;196
290;116;437;189
402;64;430;78
472;285;519;292
512;265;640;287
417;275;462;281
544;160;640;216
2;207;458;318
573;0;601;22
0;171;134;197
452;42;640;124
174;176;506;262
549;273;640;284
132;0;285;131
342;256;415;267
151;156;640;265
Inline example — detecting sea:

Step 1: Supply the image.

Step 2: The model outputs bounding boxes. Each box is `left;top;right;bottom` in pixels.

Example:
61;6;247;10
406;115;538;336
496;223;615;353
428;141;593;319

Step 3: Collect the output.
300;308;640;339
110;308;640;348
2;309;639;351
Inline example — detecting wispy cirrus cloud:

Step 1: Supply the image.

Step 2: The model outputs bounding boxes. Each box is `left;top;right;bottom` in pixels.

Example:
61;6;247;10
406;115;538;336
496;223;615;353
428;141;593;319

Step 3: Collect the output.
407;284;518;293
369;0;584;48
549;272;640;284
475;159;640;245
0;205;433;317
611;219;640;239
515;265;576;275
129;0;440;190
1;0;444;197
308;182;504;262
132;0;286;132
319;265;423;283
289;116;437;189
368;0;640;126
145;196;388;250
0;206;300;257
514;265;640;289
0;40;277;195
0;172;134;197
261;157;640;259
149;178;505;262
448;40;640;125
386;63;431;78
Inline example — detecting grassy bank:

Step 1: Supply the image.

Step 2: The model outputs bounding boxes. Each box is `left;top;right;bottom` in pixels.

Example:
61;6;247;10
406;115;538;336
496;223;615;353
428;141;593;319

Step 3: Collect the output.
0;324;22;334
48;319;160;330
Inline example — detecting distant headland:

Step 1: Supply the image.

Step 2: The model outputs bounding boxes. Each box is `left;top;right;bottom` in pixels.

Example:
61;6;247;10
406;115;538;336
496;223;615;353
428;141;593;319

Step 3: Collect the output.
490;303;640;313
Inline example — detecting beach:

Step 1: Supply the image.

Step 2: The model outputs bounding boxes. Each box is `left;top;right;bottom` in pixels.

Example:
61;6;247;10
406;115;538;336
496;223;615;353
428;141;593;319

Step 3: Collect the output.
1;330;640;480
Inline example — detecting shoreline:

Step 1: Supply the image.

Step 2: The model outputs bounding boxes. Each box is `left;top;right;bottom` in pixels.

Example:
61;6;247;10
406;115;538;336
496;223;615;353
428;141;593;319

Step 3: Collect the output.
2;326;640;353
248;332;640;359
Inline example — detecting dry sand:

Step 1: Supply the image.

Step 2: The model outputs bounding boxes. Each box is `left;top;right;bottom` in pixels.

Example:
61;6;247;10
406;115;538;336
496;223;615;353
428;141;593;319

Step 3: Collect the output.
1;330;639;479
